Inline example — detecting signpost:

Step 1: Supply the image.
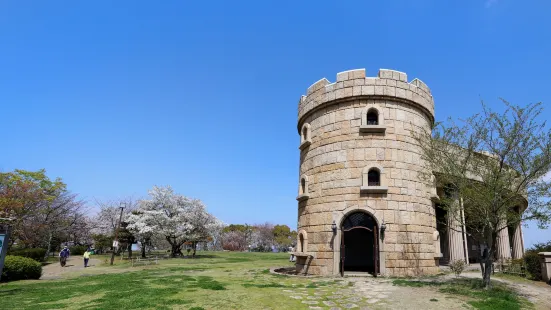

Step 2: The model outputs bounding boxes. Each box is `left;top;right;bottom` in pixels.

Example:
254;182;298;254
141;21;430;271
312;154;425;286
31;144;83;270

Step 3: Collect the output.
0;220;13;282
110;204;125;266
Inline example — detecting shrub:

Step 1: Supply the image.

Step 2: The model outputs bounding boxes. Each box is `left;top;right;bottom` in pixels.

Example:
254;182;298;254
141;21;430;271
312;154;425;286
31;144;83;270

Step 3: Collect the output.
69;246;87;256
449;259;466;277
524;251;542;280
1;255;42;281
8;248;47;262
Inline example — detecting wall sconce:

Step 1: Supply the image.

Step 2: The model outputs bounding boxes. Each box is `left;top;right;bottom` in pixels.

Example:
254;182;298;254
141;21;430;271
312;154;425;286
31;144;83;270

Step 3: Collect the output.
331;220;337;234
380;220;387;234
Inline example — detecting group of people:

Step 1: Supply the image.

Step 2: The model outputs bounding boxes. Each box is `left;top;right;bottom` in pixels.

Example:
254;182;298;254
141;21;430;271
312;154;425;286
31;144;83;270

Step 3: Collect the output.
59;246;92;268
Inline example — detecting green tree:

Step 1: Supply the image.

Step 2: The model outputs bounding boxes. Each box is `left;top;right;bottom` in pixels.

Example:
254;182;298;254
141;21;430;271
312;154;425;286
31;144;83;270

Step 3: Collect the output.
92;234;113;254
273;225;297;249
0;169;69;254
415;101;551;288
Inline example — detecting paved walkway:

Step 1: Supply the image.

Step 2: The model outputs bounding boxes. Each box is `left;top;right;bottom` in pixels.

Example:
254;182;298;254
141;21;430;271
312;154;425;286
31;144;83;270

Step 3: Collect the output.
41;256;102;280
283;277;469;309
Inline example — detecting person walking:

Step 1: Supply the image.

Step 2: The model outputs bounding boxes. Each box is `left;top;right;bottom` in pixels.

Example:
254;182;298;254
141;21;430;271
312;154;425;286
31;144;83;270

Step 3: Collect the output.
59;246;70;267
83;249;91;268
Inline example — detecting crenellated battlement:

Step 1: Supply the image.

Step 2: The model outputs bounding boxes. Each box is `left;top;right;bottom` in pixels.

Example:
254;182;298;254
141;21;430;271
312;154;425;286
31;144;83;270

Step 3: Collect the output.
298;68;435;126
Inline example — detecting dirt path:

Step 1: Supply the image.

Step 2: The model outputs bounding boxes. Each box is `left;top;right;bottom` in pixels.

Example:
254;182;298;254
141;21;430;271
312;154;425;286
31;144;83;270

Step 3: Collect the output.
41;256;103;280
348;277;469;310
457;272;551;310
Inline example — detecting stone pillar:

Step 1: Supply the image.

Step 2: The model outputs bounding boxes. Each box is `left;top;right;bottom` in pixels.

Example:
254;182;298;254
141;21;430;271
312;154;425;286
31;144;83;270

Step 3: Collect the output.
447;208;465;263
496;219;512;261
511;223;524;259
460;198;469;264
539;252;551;284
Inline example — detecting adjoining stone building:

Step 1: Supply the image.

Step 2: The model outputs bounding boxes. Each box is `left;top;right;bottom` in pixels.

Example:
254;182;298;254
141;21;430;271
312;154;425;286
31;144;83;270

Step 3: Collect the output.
294;68;525;277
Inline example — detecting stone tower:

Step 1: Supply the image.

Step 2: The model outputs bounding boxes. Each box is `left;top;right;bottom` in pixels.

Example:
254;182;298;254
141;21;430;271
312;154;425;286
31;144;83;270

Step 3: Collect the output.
295;68;439;277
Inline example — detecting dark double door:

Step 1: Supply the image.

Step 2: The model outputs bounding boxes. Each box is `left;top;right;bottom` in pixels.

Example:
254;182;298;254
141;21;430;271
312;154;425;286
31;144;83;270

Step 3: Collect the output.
339;212;379;276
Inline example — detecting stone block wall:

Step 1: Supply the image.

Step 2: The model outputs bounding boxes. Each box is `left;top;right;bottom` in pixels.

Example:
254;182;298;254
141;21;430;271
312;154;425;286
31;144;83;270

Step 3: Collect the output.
296;69;440;277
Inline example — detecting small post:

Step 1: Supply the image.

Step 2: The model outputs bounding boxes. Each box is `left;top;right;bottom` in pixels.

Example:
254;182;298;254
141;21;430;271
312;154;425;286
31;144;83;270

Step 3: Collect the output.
0;220;13;282
110;204;125;266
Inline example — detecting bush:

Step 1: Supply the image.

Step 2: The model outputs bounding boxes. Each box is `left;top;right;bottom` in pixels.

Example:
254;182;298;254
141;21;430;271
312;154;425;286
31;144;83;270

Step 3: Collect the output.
524;251;542;280
69;246;87;256
1;255;42;282
8;248;47;262
449;259;467;277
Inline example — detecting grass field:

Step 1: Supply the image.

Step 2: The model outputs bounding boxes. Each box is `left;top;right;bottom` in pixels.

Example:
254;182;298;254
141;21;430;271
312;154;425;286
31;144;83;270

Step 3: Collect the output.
0;252;537;310
0;252;338;310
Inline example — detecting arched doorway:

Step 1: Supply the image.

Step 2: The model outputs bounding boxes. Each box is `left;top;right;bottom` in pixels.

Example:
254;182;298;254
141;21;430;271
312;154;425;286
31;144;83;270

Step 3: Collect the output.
340;211;379;276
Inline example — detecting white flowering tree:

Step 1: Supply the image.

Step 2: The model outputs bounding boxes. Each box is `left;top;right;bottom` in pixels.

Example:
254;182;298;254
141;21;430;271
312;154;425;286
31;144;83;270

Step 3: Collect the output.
126;186;219;258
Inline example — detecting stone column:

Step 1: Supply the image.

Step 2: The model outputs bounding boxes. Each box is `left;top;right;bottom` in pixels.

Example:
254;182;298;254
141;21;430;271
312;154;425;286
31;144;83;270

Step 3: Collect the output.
460;198;469;264
447;208;465;263
511;223;524;259
496;218;512;261
539;252;551;284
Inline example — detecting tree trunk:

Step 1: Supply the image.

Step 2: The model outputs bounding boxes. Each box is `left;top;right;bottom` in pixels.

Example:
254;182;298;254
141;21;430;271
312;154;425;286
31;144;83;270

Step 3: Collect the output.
127;243;132;259
483;256;492;288
141;242;146;258
44;231;53;261
192;242;197;258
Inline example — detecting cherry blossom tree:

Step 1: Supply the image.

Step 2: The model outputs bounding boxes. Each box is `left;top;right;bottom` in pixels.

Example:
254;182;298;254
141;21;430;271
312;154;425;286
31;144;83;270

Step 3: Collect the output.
126;186;219;257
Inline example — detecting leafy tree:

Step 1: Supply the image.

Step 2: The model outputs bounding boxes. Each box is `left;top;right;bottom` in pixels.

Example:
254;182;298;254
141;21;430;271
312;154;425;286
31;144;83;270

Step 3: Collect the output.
221;231;247;251
0;169;66;248
222;224;249;233
92;234;112;254
273;224;297;249
117;222;136;258
0;169;86;259
415;101;551;288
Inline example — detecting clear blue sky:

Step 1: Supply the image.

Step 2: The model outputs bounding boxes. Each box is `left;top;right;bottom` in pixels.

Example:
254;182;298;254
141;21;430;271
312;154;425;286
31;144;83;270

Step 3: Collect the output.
1;1;550;247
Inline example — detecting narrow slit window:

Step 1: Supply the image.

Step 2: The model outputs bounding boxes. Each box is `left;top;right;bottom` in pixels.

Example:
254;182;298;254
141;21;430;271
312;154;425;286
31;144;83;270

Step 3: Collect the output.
302;127;308;141
299;234;305;252
368;169;380;186
301;178;306;194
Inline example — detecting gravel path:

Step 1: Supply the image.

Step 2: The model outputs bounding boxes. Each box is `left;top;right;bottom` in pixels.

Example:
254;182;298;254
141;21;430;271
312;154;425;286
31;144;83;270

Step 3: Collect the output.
41;256;103;280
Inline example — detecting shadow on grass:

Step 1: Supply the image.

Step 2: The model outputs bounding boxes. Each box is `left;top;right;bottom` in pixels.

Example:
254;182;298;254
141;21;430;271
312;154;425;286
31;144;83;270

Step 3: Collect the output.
0;288;21;296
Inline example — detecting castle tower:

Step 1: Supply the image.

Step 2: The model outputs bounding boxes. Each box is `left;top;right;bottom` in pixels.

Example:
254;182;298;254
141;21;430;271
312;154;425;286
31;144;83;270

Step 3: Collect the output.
295;68;439;277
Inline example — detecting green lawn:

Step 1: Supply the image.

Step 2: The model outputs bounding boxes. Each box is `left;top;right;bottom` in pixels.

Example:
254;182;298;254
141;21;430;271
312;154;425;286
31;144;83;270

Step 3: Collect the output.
0;252;341;310
2;252;536;310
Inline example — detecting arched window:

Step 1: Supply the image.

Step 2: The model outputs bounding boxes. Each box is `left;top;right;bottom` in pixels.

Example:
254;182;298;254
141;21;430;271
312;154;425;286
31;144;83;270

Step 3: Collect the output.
368;169;380;186
297;175;310;201
366;109;378;125
296;230;308;253
300;123;312;150
360;105;386;133
361;164;388;193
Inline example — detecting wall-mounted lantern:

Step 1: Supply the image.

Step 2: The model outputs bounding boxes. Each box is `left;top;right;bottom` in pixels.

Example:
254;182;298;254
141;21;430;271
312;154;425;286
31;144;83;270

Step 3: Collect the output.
331;220;337;234
380;220;387;235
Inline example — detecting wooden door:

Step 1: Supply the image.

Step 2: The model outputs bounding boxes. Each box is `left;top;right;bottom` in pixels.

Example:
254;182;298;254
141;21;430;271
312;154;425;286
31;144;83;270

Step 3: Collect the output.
340;230;345;277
